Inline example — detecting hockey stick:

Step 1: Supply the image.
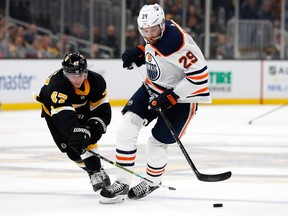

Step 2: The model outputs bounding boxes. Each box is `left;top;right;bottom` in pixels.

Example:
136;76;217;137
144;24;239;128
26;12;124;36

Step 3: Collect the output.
131;63;232;182
86;149;176;191
248;103;288;124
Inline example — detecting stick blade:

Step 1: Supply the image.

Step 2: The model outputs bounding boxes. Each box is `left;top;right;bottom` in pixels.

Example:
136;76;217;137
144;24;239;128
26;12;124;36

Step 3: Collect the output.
168;186;177;191
197;171;232;182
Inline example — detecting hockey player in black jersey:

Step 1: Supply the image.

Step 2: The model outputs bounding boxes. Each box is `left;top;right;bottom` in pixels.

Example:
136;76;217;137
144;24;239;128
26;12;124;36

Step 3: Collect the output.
36;52;111;192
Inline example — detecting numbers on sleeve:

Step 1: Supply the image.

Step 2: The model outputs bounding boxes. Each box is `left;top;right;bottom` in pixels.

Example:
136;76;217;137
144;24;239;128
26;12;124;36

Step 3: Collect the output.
179;51;198;69
51;91;68;104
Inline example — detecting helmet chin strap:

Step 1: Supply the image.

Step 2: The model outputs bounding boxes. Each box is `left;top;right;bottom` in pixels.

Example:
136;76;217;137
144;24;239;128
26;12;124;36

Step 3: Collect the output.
144;34;162;44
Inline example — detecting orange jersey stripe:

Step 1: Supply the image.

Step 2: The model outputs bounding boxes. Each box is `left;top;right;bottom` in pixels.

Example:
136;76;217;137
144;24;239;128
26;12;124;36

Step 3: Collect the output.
145;77;164;93
192;86;209;95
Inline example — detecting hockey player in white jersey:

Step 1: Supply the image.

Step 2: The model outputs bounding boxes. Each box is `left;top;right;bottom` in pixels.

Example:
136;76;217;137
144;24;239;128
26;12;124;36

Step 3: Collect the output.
100;3;212;204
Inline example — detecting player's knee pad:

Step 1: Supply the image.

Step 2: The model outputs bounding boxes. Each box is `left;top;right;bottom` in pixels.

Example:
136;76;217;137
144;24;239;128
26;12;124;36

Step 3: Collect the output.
116;111;145;150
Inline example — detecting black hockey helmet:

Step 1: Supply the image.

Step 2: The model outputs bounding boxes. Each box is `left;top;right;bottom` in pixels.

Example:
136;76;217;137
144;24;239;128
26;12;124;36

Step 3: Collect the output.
62;52;87;74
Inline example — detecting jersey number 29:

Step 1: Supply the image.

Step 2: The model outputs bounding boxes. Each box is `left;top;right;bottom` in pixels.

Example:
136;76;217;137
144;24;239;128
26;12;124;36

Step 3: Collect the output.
179;51;198;69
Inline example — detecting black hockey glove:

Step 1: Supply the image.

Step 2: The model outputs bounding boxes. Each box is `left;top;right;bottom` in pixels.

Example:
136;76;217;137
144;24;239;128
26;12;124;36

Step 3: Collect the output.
122;45;145;68
68;126;91;155
85;117;106;144
149;89;179;112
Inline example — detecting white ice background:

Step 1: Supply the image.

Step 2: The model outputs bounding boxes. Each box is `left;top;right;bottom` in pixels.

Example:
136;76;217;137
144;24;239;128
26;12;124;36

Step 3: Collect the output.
0;105;288;216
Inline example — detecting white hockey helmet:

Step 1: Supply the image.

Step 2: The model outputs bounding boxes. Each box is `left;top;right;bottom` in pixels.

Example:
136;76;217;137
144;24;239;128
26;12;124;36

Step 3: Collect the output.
137;4;165;42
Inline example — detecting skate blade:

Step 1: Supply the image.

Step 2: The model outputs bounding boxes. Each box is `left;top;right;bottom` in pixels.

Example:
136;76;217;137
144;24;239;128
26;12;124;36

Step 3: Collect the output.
99;195;127;204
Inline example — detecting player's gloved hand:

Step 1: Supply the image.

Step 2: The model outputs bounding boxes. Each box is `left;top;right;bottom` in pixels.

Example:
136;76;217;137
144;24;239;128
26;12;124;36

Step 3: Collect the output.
149;89;179;111
85;117;106;144
68;126;91;155
122;45;145;68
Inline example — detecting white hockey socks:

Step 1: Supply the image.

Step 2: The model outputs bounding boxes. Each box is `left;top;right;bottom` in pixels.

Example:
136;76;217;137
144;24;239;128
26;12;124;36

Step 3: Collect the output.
145;136;168;185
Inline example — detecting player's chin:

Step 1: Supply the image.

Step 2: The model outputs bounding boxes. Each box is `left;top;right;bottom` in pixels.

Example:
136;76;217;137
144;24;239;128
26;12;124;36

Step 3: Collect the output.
72;83;82;88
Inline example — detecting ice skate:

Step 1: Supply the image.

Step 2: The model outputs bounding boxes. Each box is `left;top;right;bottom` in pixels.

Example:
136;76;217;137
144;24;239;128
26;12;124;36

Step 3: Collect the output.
128;180;159;200
89;168;110;192
99;180;129;204
100;167;111;187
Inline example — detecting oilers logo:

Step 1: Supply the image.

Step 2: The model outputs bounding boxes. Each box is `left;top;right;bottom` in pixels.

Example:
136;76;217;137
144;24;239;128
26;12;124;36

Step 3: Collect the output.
146;52;160;81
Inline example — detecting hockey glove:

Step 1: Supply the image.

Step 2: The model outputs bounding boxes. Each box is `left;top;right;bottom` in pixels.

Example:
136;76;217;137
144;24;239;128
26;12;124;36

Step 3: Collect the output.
122;45;145;68
68;126;91;155
85;117;106;144
149;89;179;111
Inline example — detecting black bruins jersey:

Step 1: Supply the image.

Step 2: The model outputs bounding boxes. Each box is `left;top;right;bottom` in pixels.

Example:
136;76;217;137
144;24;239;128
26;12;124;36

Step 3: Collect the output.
37;69;111;139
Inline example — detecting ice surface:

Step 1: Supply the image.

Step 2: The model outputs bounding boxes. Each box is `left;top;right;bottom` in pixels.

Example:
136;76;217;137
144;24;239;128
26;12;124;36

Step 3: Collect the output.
0;105;287;216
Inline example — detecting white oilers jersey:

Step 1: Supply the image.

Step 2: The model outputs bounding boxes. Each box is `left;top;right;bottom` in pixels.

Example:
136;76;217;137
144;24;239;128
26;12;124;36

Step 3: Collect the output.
144;19;212;104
